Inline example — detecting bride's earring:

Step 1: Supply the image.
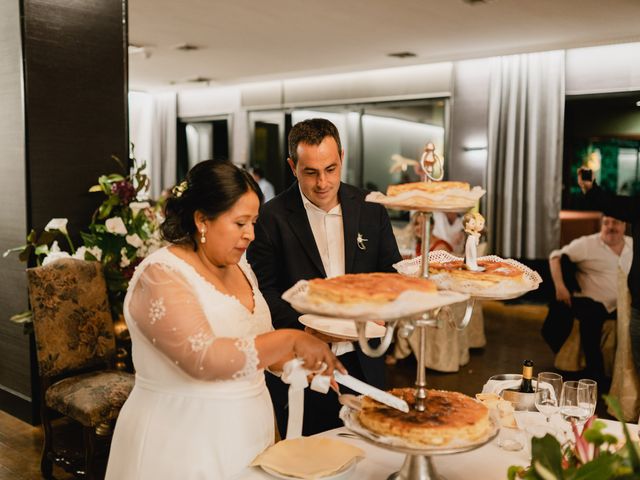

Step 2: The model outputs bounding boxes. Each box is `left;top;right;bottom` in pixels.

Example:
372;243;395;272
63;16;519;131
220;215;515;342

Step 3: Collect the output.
200;227;206;244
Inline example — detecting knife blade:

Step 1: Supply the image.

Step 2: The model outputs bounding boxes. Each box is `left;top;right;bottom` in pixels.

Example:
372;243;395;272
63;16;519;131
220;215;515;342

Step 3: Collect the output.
334;371;409;413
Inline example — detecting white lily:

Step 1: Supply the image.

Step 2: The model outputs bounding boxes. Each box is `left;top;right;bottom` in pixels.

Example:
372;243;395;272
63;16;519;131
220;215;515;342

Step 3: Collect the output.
126;233;144;248
44;218;68;234
105;217;128;236
42;241;71;266
129;201;150;217
72;246;87;260
87;246;103;261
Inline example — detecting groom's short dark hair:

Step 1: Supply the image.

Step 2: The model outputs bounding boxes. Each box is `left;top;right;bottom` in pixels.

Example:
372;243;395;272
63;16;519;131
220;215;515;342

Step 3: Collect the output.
288;118;342;165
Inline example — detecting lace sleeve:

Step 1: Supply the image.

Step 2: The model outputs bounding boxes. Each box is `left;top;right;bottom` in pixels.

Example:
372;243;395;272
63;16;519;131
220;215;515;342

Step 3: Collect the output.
127;262;260;380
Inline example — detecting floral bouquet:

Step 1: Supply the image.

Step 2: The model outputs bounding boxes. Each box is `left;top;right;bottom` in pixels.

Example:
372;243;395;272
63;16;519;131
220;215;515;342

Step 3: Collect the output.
508;396;640;479
4;155;165;320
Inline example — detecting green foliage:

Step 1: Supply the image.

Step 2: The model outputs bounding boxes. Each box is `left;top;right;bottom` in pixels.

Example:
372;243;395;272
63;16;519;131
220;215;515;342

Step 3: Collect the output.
508;396;640;480
4;154;164;320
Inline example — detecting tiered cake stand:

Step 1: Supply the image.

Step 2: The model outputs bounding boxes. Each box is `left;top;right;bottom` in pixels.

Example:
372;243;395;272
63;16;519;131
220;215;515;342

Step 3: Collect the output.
283;146;539;480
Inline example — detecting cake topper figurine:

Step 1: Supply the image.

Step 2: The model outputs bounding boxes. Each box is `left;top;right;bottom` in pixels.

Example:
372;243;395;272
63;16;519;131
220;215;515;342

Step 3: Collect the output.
419;142;444;182
463;212;485;271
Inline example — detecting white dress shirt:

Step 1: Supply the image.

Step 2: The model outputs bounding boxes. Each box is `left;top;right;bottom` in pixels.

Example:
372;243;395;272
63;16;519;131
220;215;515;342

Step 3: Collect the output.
299;186;353;355
550;233;633;313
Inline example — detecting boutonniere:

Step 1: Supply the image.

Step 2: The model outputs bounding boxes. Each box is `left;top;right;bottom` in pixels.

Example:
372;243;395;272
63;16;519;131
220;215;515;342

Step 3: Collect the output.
356;233;368;250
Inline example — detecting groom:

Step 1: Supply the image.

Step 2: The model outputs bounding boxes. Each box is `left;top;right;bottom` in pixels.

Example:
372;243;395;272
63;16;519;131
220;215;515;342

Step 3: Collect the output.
247;118;401;436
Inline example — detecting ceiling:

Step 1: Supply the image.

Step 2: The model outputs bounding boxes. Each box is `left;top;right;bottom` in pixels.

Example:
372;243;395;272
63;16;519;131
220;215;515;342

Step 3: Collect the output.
128;0;640;92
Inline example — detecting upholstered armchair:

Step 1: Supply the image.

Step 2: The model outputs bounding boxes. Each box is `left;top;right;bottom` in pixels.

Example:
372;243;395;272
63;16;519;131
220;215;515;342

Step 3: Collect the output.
27;258;134;479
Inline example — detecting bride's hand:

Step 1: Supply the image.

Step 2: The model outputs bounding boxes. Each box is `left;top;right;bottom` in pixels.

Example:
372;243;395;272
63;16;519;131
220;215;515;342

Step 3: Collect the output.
292;331;346;376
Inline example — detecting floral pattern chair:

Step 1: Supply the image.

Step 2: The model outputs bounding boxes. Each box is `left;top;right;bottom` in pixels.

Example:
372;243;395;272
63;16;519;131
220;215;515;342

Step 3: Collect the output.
27;258;134;479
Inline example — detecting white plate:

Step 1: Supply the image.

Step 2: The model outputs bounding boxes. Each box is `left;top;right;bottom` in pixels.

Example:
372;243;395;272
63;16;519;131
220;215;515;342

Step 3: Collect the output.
261;459;356;479
299;315;386;340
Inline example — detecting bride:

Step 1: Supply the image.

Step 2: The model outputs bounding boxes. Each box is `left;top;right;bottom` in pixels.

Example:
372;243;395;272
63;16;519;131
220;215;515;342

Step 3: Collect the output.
105;160;344;479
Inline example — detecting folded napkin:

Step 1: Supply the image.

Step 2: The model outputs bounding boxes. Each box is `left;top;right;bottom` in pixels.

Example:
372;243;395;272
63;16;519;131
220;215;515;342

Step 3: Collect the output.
481;379;524;395
251;437;364;479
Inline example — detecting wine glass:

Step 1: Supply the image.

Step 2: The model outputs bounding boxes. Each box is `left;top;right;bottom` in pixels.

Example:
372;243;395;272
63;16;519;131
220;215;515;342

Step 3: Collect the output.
560;381;590;431
578;379;598;418
535;372;562;424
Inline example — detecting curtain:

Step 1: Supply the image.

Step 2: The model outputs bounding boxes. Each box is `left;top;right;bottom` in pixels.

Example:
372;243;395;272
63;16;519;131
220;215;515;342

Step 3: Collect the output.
486;51;565;259
129;92;177;198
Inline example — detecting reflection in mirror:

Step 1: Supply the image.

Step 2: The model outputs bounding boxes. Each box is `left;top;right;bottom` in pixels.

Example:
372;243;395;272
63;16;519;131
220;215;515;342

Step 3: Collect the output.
176;117;229;180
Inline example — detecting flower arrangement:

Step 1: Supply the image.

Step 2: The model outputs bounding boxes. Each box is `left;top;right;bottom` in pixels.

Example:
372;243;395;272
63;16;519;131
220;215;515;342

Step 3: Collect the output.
508;396;640;479
4;155;165;319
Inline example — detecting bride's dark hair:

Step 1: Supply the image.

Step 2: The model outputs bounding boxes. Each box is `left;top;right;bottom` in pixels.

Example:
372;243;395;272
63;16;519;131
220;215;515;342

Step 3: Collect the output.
161;160;263;250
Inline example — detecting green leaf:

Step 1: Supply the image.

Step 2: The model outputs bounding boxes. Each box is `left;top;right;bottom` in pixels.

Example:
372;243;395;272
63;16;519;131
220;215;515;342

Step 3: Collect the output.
88;184;103;192
605;395;640;471
110;154;127;173
18;245;34;262
26;229;37;243
533;460;562;480
531;435;565;478
36;230;57;246
34;244;50;256
570;453;620;480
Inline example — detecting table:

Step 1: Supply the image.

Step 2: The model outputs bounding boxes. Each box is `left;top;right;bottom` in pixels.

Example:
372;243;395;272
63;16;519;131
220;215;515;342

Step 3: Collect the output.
238;416;638;479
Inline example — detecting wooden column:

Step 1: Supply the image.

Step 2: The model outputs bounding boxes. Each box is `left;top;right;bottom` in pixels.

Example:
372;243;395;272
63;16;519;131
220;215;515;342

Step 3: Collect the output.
0;0;128;424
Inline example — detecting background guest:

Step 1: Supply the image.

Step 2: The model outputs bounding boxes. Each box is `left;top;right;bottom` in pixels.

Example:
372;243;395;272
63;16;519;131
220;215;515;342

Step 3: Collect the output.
251;166;275;202
579;167;640;376
548;215;632;383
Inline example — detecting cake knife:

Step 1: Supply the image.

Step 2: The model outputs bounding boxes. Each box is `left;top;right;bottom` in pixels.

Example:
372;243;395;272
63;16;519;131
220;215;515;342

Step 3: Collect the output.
334;371;409;413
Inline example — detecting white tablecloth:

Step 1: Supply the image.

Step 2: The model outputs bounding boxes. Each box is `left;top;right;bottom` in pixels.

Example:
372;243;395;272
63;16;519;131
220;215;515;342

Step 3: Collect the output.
237;417;638;480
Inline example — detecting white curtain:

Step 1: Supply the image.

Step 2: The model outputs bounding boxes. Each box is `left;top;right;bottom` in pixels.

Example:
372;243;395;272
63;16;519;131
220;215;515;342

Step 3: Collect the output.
129;92;177;198
486;51;565;259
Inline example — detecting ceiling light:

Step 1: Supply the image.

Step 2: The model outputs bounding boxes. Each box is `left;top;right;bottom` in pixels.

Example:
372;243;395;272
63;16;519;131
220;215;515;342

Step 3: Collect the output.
173;43;201;51
128;44;152;59
387;52;417;59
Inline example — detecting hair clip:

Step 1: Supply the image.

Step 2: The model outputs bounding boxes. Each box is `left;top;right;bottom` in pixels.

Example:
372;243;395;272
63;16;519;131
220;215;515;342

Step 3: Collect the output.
172;180;188;198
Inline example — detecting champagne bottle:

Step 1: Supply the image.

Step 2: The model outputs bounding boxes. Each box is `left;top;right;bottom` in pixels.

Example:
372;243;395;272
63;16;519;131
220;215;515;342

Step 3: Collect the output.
519;360;534;393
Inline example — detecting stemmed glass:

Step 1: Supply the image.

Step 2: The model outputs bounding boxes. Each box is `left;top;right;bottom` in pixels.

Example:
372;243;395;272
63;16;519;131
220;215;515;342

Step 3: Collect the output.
535;372;563;426
560;381;591;432
578;379;598;418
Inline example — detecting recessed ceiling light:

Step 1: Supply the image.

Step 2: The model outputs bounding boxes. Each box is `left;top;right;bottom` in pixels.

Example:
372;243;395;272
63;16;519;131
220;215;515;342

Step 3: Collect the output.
173;43;201;51
388;52;417;59
128;44;152;58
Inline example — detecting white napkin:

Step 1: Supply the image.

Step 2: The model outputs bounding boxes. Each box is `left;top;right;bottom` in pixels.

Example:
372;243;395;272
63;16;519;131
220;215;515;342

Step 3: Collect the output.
280;359;331;439
481;379;523;395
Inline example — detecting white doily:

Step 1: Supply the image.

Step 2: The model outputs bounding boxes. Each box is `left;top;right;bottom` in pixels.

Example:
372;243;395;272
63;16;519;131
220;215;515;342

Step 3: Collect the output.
394;252;542;300
281;280;469;322
365;187;485;212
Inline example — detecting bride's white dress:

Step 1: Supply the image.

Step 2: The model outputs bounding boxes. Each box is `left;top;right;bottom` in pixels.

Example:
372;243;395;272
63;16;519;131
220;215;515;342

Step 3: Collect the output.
105;247;274;480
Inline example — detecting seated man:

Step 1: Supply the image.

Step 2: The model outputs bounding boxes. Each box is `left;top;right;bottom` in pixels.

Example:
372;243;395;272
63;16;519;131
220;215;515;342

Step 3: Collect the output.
548;216;632;382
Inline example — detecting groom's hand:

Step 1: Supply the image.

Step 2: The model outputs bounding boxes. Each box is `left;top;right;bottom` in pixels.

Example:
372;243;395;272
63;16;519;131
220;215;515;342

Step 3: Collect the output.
304;326;348;344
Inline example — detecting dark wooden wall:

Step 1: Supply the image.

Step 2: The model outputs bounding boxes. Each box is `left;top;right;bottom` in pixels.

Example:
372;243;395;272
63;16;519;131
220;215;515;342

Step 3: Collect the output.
0;0;128;423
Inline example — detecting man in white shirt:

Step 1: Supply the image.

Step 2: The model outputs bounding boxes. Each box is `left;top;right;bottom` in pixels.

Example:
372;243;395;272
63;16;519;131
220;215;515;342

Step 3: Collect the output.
549;216;632;382
247;118;401;435
250;167;275;202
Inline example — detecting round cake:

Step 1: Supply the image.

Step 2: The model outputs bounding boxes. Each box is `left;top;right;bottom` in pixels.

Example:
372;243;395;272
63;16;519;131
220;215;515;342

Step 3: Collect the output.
386;181;470;197
307;273;437;304
429;259;525;285
358;388;491;446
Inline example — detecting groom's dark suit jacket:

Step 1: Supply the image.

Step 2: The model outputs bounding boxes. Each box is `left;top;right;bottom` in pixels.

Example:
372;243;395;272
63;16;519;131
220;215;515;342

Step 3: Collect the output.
247;181;401;435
